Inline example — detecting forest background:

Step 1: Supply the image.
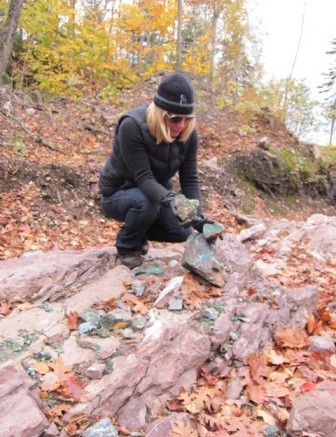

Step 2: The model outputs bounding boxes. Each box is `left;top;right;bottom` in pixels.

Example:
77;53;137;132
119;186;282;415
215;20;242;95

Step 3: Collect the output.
0;0;335;145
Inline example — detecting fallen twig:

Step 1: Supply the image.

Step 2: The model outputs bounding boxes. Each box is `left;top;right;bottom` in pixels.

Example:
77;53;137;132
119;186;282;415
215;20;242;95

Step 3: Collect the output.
0;107;59;151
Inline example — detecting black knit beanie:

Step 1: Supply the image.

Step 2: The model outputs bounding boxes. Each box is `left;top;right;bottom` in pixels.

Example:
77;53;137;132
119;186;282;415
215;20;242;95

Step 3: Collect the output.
154;73;194;115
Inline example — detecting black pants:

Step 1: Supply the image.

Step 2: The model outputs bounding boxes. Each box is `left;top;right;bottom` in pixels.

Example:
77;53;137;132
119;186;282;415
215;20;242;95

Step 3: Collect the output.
101;188;192;253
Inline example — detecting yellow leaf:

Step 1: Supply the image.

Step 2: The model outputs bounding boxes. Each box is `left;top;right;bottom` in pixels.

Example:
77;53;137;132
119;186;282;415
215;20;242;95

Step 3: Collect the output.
257;408;276;425
33;362;50;374
185;402;200;414
113;321;129;331
16;302;35;311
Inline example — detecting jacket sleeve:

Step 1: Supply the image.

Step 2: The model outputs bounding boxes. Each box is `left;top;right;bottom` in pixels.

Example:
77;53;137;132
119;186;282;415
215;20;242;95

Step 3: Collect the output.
179;130;202;211
118;117;171;204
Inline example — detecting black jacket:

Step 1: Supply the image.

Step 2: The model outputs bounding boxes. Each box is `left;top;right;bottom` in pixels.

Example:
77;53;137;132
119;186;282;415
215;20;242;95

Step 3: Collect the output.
99;104;201;205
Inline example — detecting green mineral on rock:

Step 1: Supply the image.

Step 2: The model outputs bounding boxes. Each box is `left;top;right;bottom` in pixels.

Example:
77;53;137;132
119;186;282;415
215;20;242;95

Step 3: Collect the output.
203;221;225;240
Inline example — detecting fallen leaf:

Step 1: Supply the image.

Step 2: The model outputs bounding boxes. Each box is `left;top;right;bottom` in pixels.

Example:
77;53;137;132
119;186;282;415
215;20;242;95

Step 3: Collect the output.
248;353;272;382
67;311;80;330
121;293;147;314
48;357;73;383
256;408;276;425
179;386;215;412
201;413;225;432
270;369;291;382
16;302;35;311
33;361;50;374
246;383;267;404
199;364;218;386
166;398;184;412
264;381;291;397
300;382;315;393
48;403;71;419
58;375;86;401
306;314;323;335
170;420;198;437
274;326;308;349
268;404;290;423
113;321;129;331
265;348;287;365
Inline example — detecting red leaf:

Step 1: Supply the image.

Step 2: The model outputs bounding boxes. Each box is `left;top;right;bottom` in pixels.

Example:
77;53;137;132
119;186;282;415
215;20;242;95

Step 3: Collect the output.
59;376;86;401
67;311;80;330
300;382;315;393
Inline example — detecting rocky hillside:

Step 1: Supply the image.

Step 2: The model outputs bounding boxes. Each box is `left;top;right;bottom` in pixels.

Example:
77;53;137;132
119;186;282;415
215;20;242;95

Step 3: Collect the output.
1;74;336;437
0;73;335;261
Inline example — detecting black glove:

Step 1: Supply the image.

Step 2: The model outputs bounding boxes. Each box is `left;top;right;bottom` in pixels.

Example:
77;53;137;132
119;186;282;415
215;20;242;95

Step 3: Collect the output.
191;215;214;233
161;192;176;209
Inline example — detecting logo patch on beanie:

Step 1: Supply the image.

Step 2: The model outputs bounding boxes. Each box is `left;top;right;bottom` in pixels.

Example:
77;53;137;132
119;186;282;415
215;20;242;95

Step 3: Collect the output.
180;94;188;104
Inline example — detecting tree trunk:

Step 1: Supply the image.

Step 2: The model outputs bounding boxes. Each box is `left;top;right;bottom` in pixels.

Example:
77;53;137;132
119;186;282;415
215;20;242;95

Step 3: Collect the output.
209;9;219;84
0;0;25;86
176;0;182;71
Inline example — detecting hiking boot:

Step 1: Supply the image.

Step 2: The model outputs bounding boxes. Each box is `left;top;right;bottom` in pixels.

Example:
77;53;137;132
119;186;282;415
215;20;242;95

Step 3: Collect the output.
141;241;149;255
118;251;143;269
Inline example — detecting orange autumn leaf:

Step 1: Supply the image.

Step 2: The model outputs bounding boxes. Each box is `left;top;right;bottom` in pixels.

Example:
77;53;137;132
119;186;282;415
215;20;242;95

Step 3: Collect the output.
48;404;71;420
179;386;218;413
121;293;148;314
247;353;272;382
306;314;323;335
246;383;267;404
181;272;209;309
48;357;73;383
274;326;308;348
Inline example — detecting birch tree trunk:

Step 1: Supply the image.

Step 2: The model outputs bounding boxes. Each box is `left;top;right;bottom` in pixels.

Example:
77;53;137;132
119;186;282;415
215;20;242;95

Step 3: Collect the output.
0;0;25;85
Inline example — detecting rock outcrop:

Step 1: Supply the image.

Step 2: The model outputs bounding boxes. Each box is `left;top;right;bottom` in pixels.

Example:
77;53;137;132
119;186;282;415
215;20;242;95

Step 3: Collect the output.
1;214;336;437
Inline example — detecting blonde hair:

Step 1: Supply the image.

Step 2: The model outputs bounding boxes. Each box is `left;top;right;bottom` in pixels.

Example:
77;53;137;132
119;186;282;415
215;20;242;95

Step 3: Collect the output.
146;102;196;144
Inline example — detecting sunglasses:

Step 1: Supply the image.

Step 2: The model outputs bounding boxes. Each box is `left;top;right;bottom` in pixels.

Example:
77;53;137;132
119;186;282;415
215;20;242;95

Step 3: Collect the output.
166;113;195;124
